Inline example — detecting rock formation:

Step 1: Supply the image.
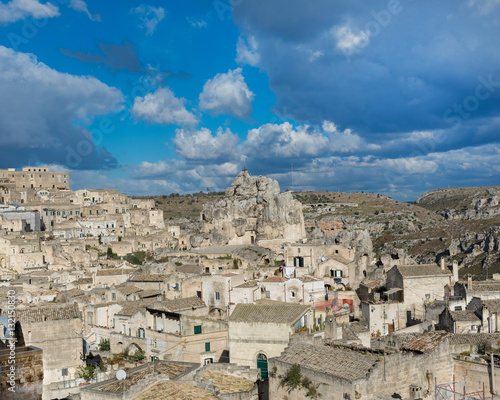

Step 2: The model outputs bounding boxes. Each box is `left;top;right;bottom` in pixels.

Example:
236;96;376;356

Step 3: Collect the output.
200;170;306;245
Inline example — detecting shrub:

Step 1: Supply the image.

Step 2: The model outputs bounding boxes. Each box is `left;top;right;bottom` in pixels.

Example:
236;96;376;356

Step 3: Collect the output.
98;339;110;352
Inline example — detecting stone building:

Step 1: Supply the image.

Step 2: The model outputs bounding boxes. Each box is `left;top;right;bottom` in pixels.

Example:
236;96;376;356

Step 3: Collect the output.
437;308;481;333
454;277;500;305
0;320;44;400
0;167;69;191
466;297;500;333
201;170;305;246
386;264;451;318
268;331;454;400
1;303;84;386
228;300;312;378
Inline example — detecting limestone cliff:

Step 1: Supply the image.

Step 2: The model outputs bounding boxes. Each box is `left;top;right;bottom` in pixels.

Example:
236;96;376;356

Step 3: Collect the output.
200;170;306;245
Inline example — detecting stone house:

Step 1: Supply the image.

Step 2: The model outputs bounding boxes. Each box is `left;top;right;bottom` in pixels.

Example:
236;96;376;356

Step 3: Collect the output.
2;303;84;386
466;297;500;333
145;302;228;365
268;331;454;400
228;300;312;378
454;277;500;305
386;264;452;318
361;300;405;336
437;308;481;333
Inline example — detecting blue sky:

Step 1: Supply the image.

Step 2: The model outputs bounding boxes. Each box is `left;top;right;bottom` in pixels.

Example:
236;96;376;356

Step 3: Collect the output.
1;0;500;200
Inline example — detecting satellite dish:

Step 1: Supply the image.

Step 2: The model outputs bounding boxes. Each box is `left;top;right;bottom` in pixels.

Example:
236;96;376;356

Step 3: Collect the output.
116;370;127;381
321;257;325;262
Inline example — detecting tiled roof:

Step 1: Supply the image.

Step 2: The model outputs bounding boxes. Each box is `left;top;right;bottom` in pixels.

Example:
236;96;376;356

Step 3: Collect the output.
229;301;309;324
138;290;162;299
331;255;352;265
95;362;194;393
235;280;258;288
262;277;287;282
396;264;451;278
64;288;85;298
115;300;156;317
202;371;255;394
298;276;320;283
275;342;379;382
466;281;500;292
97;268;135;276
449;333;500;345
75;278;92;284
134;381;216;400
117;285;143;296
401;331;451;353
129;274;168;282
482;299;500;313
5;303;81;324
449;310;480;322
148;296;206;313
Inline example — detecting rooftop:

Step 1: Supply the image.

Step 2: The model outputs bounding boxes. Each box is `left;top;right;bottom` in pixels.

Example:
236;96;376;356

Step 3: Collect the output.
396;264;451;278
202;371;255;394
4;303;81;324
148;296;206;313
275;342;379;382
401;331;451;353
449;310;480;322
134;381;216;400
235;280;258;288
229;301;309;324
92;361;196;393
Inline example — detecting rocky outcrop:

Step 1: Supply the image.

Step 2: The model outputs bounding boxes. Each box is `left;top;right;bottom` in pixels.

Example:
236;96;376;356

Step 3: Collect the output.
200;170;305;246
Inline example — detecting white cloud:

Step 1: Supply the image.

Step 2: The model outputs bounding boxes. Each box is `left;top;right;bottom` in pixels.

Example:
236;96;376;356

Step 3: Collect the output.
322;120;337;133
334;25;370;55
0;0;59;24
244;122;329;159
173;127;240;161
68;0;100;21
199;68;254;119
132;87;198;127
186;17;207;28
130;4;165;35
0;45;123;168
236;36;260;66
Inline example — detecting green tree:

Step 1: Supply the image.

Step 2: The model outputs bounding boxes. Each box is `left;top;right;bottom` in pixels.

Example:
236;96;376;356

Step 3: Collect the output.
77;364;96;381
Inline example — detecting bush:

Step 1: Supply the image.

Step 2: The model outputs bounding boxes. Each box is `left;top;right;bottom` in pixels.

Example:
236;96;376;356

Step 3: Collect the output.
125;251;146;265
98;339;110;352
77;364;96;381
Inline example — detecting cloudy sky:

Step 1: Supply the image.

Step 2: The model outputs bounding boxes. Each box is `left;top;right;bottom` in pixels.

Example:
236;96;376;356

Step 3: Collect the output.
1;0;500;200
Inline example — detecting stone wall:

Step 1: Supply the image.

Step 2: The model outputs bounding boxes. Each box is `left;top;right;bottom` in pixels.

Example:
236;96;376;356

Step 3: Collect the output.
454;357;498;396
0;346;43;400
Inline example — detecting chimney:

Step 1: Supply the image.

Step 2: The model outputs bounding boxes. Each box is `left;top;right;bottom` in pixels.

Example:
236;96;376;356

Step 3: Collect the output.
440;258;446;271
467;275;473;290
324;315;338;340
452;261;459;283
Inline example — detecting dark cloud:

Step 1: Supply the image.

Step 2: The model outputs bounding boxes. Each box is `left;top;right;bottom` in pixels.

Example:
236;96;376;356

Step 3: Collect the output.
0;45;123;170
60;41;142;72
233;0;500;149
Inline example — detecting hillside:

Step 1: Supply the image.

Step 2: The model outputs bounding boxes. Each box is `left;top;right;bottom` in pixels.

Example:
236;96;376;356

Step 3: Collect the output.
142;186;500;280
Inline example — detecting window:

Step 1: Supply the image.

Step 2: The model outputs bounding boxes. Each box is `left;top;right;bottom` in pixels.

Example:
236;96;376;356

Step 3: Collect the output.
291;291;296;298
194;325;202;335
62;368;68;377
204;358;213;365
335;270;343;278
112;293;116;300
454;306;463;311
196;291;202;299
205;342;211;352
266;290;271;298
215;292;220;301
